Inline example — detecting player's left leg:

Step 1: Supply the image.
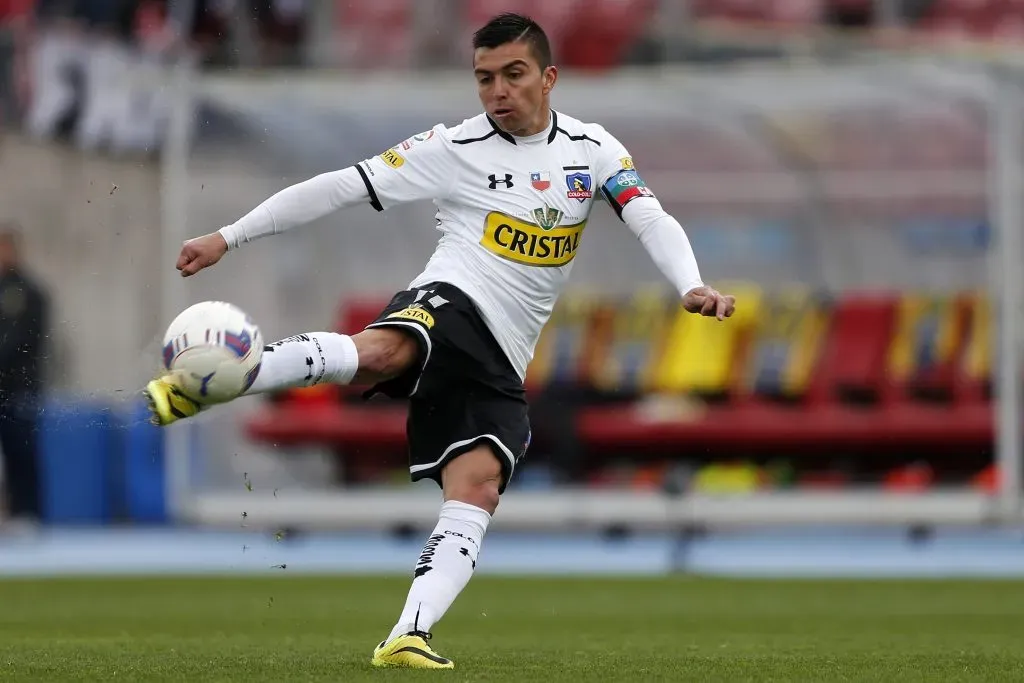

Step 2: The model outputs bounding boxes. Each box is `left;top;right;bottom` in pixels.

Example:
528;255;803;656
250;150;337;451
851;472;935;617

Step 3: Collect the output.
244;328;418;394
372;445;501;670
144;328;418;426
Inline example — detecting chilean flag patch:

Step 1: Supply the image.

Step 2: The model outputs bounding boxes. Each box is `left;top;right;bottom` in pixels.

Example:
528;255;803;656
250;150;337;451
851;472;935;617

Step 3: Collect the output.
530;171;551;191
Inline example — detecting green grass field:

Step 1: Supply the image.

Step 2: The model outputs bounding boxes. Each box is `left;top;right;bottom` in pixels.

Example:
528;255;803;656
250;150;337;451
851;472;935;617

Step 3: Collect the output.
1;575;1023;681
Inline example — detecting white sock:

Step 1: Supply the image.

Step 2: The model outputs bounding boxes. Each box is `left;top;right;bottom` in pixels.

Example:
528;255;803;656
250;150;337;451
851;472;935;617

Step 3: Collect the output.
245;332;359;394
385;501;491;643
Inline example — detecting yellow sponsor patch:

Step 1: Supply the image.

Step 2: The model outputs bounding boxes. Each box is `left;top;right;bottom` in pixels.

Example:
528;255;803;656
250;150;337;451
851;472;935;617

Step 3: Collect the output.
380;148;405;169
387;306;434;328
620;157;634;170
481;211;586;267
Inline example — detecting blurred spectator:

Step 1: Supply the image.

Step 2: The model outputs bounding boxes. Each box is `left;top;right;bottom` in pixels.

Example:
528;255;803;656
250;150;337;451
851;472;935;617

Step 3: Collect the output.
0;0;34;127
24;0;89;142
824;0;943;29
253;0;305;66
189;0;306;67
0;224;48;528
25;0;181;153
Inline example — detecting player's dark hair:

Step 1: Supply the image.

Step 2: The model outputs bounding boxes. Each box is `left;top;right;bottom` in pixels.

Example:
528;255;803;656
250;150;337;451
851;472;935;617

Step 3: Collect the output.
473;13;552;70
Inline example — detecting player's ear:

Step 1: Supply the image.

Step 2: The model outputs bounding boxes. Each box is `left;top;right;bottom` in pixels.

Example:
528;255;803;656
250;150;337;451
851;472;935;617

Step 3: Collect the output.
542;65;557;95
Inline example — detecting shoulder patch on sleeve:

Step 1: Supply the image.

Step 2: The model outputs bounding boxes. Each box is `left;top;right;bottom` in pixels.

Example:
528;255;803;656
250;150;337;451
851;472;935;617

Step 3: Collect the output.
379;148;405;169
396;129;436;151
602;169;655;212
377;125;446;168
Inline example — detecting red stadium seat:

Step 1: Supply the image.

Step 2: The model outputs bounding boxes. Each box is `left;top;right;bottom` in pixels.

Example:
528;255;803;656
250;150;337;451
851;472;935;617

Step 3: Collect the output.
556;0;659;70
807;291;897;405
576;398;993;453
334;0;414;68
883;293;967;404
335;296;390;336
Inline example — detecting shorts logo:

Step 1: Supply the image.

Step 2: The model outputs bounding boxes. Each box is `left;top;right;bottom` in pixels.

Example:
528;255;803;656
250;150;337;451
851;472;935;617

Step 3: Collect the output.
380;148;405;169
481;210;586;267
530;171;550;191
620;157;635;170
399;130;434;151
565;172;593;202
388;305;435;328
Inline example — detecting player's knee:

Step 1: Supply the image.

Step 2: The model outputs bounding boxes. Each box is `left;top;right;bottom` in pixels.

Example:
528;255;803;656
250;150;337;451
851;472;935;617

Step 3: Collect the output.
352;328;418;380
442;445;503;514
446;479;501;515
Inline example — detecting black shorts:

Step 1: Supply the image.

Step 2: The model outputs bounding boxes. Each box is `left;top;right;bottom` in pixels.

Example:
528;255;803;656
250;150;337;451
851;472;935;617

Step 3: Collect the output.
364;282;531;494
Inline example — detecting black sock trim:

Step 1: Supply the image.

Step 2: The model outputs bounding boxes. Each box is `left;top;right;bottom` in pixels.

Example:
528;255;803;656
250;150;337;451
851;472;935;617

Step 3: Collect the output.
394;646;450;664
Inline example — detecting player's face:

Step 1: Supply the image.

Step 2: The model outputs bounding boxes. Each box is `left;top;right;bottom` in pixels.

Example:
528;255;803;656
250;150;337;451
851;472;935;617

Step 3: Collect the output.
473;41;556;136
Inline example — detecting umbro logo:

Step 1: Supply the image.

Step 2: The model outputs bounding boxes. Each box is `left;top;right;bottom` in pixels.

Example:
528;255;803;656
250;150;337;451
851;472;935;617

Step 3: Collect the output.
488;173;514;189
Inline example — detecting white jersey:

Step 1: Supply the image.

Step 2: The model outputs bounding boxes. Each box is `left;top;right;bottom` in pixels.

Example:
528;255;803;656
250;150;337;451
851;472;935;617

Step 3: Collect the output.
356;111;650;379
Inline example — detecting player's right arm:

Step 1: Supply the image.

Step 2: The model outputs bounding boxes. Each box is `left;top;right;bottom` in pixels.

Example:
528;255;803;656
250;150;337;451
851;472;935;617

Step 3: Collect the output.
177;125;456;277
591;125;735;320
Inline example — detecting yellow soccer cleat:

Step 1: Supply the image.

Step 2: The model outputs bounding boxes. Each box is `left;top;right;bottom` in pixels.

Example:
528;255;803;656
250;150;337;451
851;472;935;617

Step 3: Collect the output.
371;632;454;670
143;376;203;426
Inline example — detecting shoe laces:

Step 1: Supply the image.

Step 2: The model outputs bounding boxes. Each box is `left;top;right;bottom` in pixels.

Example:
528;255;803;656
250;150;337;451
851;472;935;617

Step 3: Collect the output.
409;630;433;641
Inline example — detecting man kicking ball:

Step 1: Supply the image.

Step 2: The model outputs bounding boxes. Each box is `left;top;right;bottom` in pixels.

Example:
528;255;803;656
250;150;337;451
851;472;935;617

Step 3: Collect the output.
144;12;735;670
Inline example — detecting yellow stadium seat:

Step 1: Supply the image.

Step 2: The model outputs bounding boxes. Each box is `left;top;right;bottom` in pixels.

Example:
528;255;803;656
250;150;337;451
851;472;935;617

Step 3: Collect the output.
586;286;675;394
962;292;992;383
527;291;602;390
650;282;763;396
886;293;960;384
745;287;829;399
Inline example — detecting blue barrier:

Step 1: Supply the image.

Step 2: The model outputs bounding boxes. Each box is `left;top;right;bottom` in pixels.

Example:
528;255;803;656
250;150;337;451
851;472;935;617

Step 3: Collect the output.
122;401;167;524
38;398;167;525
2;528;1024;578
38;399;118;524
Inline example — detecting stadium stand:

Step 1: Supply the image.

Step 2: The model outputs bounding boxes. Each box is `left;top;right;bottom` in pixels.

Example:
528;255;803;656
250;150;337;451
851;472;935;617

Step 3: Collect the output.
329;0;1023;72
244;285;999;485
688;0;1024;44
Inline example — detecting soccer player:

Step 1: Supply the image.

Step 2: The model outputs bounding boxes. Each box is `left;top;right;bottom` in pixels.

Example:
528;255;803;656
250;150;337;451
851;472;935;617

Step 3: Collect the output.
144;13;735;670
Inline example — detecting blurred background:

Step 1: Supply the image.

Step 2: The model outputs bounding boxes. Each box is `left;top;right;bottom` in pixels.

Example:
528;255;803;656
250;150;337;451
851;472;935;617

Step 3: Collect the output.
0;0;1023;579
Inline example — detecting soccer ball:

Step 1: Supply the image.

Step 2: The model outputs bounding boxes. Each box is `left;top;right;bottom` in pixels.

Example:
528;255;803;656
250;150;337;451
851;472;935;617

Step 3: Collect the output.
161;301;263;404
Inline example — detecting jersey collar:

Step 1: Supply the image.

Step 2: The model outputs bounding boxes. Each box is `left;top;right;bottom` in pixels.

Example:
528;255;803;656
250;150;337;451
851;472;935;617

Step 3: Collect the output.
486;114;518;145
546;110;559;144
485;110;558;146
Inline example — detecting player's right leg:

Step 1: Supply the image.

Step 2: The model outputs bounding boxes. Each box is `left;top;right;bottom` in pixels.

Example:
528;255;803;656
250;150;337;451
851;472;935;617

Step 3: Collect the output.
372;445;503;671
143;328;417;426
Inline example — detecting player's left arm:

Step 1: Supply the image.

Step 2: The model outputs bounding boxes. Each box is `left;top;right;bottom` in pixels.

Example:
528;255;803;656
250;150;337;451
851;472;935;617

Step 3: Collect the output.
176;126;456;277
595;134;735;320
